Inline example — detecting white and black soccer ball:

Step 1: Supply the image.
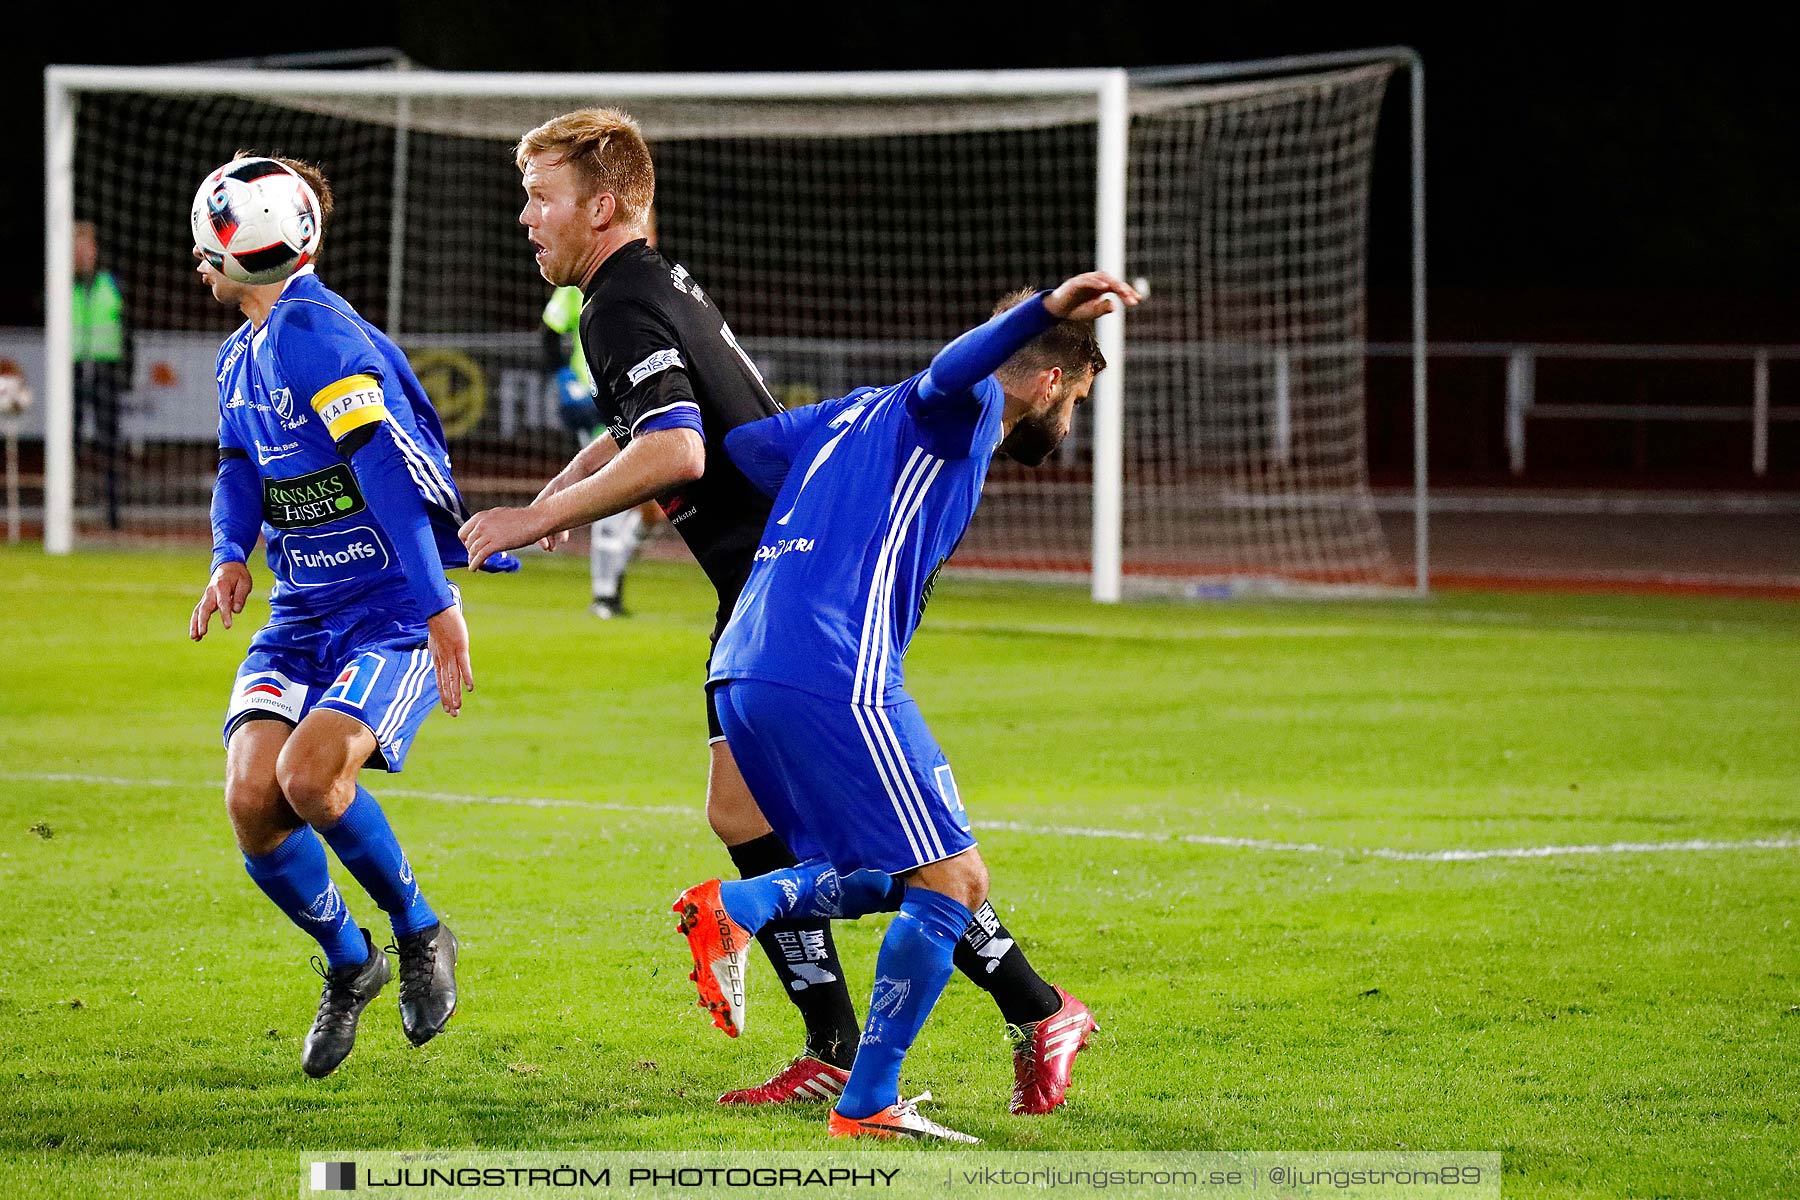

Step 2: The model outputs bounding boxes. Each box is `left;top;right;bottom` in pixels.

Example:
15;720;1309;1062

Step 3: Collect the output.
190;157;322;286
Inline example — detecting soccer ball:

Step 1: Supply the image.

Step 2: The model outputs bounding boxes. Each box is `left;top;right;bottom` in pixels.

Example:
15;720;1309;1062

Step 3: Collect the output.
190;158;322;286
0;371;31;418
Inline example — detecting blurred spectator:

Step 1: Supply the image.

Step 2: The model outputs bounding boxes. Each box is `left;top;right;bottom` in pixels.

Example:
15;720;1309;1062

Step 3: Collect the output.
72;219;131;530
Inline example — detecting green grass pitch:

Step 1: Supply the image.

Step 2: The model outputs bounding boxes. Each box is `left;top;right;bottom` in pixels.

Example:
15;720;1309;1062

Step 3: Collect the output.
1;546;1797;1197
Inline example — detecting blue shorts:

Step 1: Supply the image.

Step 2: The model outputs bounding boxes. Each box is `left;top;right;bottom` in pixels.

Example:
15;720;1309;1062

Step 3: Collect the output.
712;678;975;876
223;606;440;773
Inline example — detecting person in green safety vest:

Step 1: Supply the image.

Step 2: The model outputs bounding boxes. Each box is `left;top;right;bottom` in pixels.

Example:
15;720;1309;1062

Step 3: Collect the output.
543;282;652;618
72;220;132;531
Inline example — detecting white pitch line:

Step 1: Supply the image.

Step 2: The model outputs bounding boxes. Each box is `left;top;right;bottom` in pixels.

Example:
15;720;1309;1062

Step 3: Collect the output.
977;819;1800;861
7;772;1798;861
928;620;1497;642
0;772;691;818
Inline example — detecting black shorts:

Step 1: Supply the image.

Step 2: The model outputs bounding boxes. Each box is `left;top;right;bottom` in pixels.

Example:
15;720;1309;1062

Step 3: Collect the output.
705;680;725;743
703;561;752;746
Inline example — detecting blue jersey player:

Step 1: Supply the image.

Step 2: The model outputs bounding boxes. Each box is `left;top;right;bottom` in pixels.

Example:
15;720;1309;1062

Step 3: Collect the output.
673;270;1140;1140
187;155;513;1078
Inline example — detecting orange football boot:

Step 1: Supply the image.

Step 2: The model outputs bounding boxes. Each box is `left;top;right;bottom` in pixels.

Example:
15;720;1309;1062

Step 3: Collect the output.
828;1091;980;1143
672;879;751;1037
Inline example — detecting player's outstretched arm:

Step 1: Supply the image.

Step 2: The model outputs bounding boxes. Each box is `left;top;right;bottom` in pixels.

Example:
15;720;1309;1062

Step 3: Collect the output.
918;294;1057;405
916;272;1136;407
460;428;702;570
529;431;621;551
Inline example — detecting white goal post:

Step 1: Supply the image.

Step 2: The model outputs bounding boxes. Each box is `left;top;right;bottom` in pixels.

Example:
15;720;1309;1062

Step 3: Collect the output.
44;52;1426;598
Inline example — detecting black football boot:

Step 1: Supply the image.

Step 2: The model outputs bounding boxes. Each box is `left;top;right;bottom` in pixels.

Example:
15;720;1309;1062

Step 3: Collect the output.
393;922;459;1046
301;929;391;1078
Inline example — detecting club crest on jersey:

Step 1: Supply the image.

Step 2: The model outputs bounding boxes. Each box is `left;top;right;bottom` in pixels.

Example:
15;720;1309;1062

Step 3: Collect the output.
271;386;295;423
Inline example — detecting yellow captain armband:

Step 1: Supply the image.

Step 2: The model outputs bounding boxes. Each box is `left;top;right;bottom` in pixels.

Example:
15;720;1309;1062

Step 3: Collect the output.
310;374;388;442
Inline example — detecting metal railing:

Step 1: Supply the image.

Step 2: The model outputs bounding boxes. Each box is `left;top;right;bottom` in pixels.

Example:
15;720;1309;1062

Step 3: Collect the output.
1369;341;1800;477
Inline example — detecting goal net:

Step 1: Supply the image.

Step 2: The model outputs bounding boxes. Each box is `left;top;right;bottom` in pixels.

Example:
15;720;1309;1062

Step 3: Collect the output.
45;60;1416;597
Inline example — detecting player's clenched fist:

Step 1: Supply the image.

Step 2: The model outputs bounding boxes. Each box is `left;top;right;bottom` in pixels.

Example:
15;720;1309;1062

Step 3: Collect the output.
190;560;252;641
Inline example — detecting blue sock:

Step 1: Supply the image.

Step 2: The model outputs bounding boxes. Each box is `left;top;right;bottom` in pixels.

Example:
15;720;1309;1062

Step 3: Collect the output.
836;869;897;920
719;865;811;933
836;887;973;1120
720;858;898;931
319;785;438;939
244;826;368;970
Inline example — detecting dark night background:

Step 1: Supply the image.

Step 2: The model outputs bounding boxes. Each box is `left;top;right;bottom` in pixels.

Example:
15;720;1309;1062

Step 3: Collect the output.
8;2;1800;489
11;4;1800;337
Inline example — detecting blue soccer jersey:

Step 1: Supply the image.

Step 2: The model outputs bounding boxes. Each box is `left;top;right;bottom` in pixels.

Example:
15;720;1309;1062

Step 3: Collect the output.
707;292;1062;878
707;373;1004;703
211;268;484;622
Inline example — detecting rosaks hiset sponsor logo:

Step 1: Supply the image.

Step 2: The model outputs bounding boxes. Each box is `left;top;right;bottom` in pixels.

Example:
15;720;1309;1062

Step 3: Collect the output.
263;463;366;529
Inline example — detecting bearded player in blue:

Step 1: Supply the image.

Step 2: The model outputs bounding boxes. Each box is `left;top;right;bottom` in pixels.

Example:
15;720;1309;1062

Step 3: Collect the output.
187;155;516;1078
674;270;1139;1141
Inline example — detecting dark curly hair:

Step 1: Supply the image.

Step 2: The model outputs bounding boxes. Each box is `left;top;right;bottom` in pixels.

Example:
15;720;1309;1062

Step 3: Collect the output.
991;287;1107;380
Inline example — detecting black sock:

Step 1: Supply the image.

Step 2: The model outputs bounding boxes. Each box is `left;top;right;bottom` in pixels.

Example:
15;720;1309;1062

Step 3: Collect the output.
726;833;861;1069
952;900;1063;1028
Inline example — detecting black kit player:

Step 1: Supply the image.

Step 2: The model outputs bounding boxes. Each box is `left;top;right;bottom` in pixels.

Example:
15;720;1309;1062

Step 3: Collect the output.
459;108;1094;1113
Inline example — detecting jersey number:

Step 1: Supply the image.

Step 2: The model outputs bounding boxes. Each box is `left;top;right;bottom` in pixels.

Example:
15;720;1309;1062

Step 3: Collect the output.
776;401;869;527
934;764;967;822
719;321;778;408
323;654;385;710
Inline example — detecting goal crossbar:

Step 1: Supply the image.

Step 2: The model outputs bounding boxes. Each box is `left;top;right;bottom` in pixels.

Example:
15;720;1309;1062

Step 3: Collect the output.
44;52;1426;598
